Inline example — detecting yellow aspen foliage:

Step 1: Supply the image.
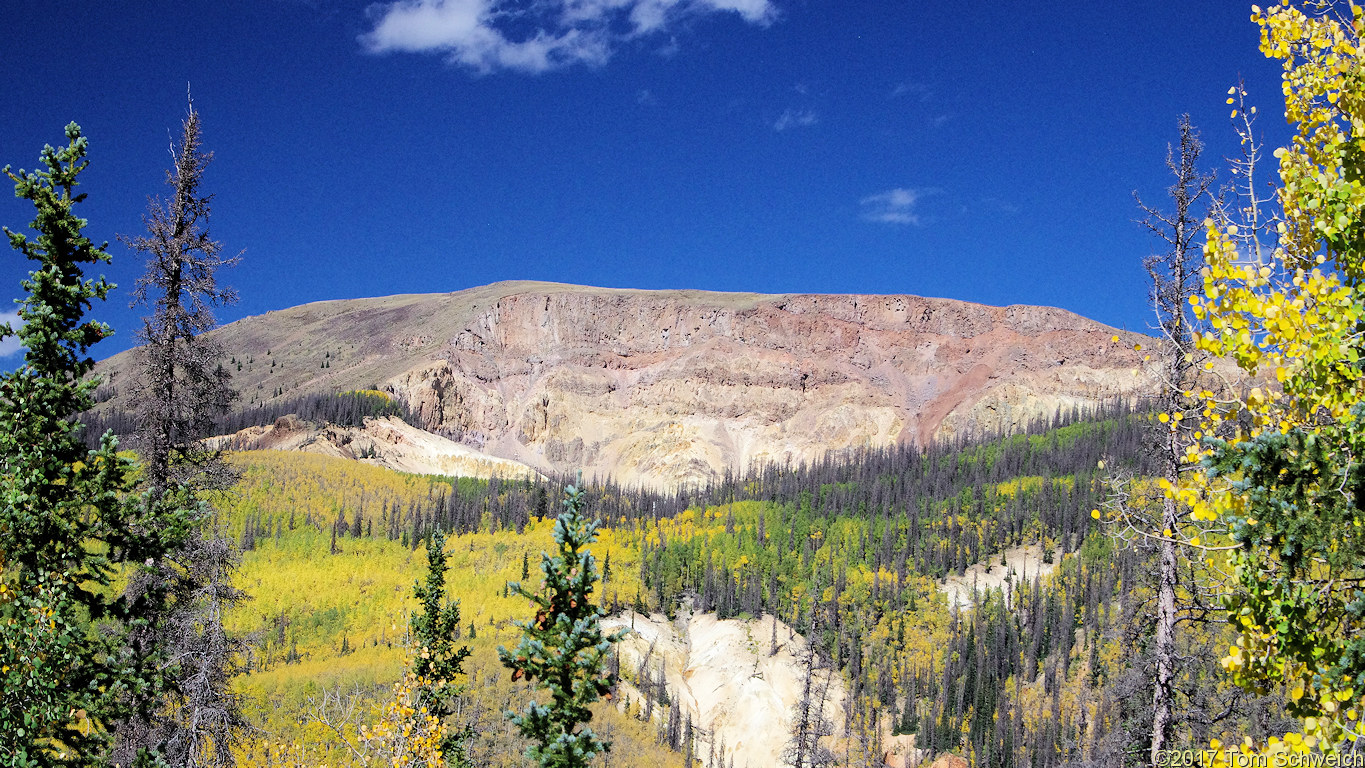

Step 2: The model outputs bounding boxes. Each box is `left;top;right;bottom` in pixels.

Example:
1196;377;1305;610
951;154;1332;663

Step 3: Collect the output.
357;672;452;768
1183;0;1365;754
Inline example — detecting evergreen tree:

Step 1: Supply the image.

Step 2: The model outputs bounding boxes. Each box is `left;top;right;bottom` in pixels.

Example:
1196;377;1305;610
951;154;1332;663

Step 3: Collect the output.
124;97;238;500
113;100;247;768
411;531;473;767
500;485;624;768
0;123;185;767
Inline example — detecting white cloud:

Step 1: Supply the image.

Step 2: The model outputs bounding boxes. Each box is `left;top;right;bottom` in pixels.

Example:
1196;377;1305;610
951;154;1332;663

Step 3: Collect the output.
0;311;23;359
860;188;934;226
773;108;817;131
699;0;773;24
361;0;777;73
889;82;931;101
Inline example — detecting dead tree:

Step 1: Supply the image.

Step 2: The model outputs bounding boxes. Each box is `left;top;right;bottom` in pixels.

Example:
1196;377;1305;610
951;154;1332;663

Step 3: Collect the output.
113;95;246;768
1121;114;1219;767
784;613;838;768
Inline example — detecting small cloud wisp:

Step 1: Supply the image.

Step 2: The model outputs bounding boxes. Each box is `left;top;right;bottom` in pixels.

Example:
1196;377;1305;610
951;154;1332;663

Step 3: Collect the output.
860;187;934;226
773;108;817;131
361;0;777;74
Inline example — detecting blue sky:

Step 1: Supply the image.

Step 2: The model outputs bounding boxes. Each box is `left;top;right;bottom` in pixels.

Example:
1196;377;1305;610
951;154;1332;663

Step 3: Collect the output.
1;1;1288;361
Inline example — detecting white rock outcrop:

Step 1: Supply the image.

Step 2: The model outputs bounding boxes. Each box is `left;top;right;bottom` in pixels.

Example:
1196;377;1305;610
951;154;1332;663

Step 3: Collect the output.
604;609;847;768
211;415;542;481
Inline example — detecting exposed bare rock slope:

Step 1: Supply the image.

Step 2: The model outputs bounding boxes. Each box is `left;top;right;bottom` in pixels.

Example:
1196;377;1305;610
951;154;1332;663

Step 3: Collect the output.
939;542;1057;611
604;610;850;768
92;281;1153;488
209;415;542;481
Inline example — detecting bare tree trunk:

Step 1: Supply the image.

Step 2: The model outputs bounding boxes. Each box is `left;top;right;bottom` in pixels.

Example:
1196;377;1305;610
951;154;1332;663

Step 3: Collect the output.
791;619;817;768
1151;493;1179;765
1135;115;1212;767
786;611;838;768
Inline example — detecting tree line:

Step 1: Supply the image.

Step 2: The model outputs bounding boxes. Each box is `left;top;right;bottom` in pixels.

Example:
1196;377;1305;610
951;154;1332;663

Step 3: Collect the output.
81;389;416;447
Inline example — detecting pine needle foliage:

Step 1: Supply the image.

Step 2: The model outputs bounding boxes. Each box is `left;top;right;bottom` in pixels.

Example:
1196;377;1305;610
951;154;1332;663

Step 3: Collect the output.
0;123;187;768
410;531;473;767
500;485;624;768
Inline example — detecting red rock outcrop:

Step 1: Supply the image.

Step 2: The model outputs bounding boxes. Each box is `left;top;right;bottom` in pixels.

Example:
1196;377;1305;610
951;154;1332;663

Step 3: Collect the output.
92;281;1154;488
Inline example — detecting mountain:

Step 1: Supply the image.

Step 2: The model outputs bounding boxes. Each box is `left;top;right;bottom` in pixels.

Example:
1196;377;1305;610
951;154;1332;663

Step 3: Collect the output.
92;281;1154;488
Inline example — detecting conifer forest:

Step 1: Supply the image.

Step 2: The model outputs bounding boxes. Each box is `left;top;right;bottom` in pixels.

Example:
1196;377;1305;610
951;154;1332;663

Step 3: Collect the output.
5;3;1365;768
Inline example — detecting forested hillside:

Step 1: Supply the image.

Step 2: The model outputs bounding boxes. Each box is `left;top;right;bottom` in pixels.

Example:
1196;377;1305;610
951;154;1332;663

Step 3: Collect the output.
9;4;1365;767
200;402;1290;767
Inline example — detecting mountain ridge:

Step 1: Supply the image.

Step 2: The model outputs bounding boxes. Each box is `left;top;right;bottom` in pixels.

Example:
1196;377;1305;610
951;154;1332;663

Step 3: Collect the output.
91;281;1156;488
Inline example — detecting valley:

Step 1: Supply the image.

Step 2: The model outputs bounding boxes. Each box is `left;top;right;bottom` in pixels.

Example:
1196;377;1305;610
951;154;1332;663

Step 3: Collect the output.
13;4;1363;765
178;392;1274;768
66;283;1292;768
71;283;1267;768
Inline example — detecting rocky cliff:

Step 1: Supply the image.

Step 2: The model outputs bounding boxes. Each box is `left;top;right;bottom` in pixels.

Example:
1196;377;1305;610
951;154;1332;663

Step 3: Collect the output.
604;610;852;768
92;281;1154;488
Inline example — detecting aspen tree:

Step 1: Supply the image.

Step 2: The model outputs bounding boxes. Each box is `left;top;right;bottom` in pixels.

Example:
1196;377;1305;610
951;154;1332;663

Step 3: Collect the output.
1181;1;1365;758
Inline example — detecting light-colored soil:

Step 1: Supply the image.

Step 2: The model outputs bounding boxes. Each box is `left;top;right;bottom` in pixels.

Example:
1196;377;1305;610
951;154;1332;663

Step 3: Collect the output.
938;542;1057;611
210;415;542;481
604;609;848;768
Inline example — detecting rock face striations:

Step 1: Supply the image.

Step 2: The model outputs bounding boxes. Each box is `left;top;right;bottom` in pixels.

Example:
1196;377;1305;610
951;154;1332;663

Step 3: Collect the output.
603;609;850;768
92;281;1153;488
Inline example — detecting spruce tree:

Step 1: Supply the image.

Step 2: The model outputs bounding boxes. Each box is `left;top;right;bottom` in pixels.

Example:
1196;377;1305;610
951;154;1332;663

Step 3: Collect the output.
112;100;247;768
500;485;623;768
0;123;185;767
411;531;473;767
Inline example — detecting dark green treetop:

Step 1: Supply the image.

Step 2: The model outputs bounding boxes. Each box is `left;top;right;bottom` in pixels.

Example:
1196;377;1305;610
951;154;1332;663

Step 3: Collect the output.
499;485;624;768
411;530;473;767
0;123;188;768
